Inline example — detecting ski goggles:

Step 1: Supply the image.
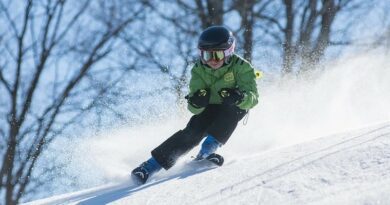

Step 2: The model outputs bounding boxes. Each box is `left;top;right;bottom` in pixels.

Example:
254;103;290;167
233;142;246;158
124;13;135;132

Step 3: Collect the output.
199;50;226;62
199;43;235;62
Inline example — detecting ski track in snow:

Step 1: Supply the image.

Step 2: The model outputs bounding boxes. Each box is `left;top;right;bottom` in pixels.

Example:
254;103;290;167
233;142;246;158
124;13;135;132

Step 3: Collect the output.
24;122;390;205
197;123;390;205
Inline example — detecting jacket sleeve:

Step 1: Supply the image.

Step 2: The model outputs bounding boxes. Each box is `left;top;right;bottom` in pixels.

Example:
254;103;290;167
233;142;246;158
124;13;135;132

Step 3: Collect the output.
235;63;259;110
187;65;207;115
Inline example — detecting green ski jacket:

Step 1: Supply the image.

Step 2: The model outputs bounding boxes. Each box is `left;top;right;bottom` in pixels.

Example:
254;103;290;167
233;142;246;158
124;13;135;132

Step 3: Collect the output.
187;54;259;114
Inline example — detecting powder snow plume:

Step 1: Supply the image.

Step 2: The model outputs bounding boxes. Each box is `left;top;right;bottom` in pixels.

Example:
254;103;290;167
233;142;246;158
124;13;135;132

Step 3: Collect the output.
53;51;390;193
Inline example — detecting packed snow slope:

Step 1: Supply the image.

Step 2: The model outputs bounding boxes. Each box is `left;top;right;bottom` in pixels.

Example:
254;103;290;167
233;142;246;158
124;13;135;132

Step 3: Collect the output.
26;122;390;205
25;52;390;204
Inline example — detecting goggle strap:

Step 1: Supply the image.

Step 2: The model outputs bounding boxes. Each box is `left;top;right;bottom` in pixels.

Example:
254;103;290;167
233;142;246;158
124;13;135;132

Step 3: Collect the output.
224;41;235;57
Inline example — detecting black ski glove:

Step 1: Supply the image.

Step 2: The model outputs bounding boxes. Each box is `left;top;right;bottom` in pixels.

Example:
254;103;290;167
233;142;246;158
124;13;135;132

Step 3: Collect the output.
219;88;245;106
185;89;210;108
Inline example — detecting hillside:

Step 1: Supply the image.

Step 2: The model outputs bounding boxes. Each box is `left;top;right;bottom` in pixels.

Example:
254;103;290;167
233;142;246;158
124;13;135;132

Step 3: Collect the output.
25;122;390;205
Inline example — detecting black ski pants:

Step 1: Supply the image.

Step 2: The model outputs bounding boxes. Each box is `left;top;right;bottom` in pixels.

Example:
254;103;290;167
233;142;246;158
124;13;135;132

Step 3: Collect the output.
151;104;247;170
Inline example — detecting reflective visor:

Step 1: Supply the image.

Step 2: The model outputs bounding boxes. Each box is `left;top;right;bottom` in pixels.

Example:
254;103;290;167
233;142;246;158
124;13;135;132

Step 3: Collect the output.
200;50;225;62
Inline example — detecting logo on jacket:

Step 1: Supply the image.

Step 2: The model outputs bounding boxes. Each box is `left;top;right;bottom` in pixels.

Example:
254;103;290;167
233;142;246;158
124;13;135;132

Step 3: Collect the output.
224;72;234;82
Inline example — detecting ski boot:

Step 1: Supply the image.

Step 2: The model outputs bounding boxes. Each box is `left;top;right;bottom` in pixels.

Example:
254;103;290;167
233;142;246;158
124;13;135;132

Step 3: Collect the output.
194;152;224;166
194;135;224;166
131;157;162;185
205;153;224;166
131;163;150;185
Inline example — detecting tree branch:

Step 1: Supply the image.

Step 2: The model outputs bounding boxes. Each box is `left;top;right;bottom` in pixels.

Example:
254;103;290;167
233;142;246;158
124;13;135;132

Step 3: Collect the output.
0;0;19;38
0;66;11;94
255;13;285;33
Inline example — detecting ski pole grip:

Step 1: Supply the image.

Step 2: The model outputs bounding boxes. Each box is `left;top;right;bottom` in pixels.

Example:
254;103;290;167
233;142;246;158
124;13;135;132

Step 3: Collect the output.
198;89;207;97
220;90;229;98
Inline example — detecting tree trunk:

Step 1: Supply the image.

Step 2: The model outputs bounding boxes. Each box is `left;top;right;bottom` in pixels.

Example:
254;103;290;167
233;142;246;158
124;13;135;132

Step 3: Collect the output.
206;0;224;26
195;0;224;29
282;0;294;74
312;0;337;64
240;0;255;62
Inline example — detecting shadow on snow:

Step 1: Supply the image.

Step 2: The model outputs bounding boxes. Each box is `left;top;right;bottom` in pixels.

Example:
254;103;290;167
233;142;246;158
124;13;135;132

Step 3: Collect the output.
76;164;217;205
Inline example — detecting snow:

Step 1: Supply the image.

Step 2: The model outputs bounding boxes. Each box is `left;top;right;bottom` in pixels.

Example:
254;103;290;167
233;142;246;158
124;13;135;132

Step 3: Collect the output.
24;122;390;205
24;53;390;204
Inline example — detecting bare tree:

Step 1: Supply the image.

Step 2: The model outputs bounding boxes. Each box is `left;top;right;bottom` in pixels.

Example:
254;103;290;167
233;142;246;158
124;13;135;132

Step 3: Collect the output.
0;0;142;204
253;0;365;74
230;0;274;62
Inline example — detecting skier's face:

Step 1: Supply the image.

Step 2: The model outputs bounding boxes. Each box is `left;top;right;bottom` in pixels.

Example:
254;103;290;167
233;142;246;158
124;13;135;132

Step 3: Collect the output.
206;59;224;69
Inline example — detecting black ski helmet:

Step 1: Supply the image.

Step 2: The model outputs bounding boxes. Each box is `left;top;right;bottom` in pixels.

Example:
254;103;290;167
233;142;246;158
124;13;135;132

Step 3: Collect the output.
198;26;235;50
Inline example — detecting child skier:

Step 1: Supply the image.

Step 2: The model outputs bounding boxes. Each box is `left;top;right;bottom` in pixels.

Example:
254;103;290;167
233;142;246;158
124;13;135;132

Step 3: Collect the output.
131;25;259;184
